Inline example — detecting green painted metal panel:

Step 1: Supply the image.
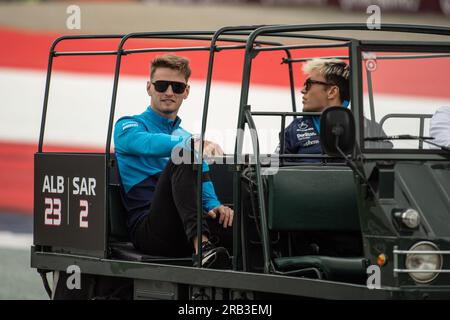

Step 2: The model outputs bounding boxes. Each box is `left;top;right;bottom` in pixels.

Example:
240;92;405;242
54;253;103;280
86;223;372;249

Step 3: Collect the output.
268;166;360;231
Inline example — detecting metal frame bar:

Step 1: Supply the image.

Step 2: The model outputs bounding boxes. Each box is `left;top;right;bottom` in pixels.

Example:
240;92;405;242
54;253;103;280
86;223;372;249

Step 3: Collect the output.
393;246;450;278
366;66;376;122
235;23;450;276
36;23;450;295
379;113;433;128
253;42;350;52
283;53;450;64
379;114;433;149
193;25;307;272
37;30;257;273
38;30;281;154
37;27;298;274
394;250;450;254
31;247;399;300
38;35;125;153
198;26;256;270
243;107;271;274
235;26;362;275
53;51;119;56
359;44;450;154
122;44;251;54
195;25;295;271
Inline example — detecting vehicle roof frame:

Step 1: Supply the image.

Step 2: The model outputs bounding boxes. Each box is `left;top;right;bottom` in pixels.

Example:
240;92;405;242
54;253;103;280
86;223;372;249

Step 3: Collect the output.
356;42;450;157
234;23;450;274
37;30;285;154
37;28;298;270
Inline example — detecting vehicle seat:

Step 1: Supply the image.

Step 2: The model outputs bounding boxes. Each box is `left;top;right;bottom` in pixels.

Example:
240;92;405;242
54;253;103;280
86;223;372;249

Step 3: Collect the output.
266;165;367;283
107;156;234;265
109;242;193;265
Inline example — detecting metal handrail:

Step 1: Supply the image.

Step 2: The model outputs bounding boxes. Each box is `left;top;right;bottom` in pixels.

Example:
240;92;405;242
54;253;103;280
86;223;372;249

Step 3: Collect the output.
283;53;450;64
394;270;450;273
379;114;433;128
394;250;450;254
244;108;271;274
250;111;323;164
379;114;433;149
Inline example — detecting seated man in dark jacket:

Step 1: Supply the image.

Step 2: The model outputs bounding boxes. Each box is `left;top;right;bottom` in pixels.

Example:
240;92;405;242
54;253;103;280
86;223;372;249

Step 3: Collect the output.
280;58;391;161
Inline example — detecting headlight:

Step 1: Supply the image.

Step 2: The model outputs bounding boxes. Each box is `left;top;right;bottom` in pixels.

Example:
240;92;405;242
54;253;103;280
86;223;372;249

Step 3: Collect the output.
405;242;442;284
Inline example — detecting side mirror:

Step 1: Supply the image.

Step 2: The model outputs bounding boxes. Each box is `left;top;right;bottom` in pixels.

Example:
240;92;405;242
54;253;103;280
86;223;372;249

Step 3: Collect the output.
320;106;355;157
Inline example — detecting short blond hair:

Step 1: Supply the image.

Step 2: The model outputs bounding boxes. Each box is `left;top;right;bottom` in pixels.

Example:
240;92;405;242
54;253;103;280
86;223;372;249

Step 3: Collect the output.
150;54;191;81
303;58;350;102
303;58;349;79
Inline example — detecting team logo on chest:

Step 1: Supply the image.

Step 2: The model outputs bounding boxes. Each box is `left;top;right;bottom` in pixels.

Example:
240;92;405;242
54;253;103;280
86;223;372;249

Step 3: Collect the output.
294;119;319;146
296;120;316;139
297;121;310;131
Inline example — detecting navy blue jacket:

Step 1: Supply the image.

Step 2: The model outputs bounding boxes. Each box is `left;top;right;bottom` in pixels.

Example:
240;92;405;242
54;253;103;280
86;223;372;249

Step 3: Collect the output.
282;115;322;162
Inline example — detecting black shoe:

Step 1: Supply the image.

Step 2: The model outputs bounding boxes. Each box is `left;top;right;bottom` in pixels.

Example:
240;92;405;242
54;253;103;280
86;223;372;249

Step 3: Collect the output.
193;241;231;269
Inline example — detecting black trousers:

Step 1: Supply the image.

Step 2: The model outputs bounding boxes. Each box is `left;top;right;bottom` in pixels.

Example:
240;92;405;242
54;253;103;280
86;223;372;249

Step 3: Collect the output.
132;158;212;258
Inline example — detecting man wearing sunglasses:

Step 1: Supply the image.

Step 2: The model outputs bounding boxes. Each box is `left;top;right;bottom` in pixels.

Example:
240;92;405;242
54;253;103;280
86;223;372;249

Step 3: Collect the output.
114;54;232;269
279;59;350;161
280;58;391;159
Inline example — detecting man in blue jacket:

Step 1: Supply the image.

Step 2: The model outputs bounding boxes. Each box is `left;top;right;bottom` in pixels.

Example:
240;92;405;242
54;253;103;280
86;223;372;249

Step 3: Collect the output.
114;54;233;269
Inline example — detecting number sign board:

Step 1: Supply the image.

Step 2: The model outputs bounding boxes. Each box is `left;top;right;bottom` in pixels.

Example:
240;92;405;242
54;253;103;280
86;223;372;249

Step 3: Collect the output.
34;153;107;258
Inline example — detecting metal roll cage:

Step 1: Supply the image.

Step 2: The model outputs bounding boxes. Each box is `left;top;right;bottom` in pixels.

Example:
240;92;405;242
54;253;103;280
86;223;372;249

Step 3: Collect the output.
37;24;450;273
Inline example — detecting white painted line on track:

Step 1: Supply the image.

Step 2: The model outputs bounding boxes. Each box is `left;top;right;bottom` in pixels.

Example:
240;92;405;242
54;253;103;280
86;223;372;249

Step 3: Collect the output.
0;231;32;250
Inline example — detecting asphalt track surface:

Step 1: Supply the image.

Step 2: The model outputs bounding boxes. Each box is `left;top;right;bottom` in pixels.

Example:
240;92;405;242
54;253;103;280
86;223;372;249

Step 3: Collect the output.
0;213;48;299
0;1;449;300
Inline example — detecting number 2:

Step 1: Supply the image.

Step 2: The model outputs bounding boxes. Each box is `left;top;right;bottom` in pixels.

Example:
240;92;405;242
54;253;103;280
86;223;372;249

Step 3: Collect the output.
79;200;88;228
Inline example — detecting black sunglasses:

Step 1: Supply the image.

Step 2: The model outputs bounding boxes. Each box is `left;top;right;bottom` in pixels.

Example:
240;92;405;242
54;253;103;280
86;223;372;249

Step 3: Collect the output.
303;78;333;92
152;80;187;94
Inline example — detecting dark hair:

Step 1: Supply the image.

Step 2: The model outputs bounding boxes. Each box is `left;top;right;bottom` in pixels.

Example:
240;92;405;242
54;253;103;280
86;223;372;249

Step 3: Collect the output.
324;62;350;103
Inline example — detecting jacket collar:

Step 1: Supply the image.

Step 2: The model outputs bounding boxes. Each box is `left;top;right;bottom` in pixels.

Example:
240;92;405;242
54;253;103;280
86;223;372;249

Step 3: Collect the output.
144;106;182;131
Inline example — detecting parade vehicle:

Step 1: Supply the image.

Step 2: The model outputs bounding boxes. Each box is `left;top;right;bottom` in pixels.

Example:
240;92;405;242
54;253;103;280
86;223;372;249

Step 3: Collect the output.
31;24;450;300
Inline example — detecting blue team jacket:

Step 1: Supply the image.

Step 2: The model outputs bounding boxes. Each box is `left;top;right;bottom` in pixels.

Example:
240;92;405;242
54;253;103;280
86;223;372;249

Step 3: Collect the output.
114;106;221;235
282;115;322;161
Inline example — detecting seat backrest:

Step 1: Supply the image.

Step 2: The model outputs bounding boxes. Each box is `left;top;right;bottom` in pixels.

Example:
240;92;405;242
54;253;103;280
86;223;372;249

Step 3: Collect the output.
208;162;234;206
267;165;360;231
108;156;129;241
108;183;130;241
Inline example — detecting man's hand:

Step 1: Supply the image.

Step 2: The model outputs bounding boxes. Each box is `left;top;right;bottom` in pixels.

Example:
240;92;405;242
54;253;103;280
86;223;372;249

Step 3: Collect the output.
207;205;234;228
193;139;224;157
